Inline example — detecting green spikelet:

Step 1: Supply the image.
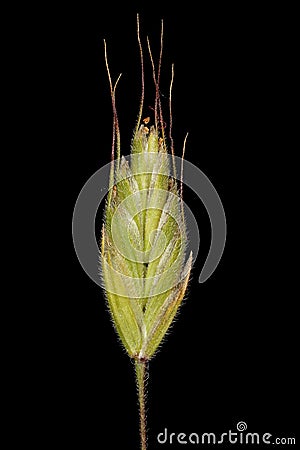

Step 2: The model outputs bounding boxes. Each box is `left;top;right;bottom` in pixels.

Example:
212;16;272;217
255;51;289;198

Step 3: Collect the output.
100;15;192;450
101;125;192;360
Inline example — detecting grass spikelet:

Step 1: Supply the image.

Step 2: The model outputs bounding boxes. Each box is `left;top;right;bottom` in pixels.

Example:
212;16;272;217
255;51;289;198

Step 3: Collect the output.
100;15;192;450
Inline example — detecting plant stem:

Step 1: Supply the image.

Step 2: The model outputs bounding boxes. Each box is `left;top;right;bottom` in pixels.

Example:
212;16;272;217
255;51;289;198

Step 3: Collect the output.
135;359;148;450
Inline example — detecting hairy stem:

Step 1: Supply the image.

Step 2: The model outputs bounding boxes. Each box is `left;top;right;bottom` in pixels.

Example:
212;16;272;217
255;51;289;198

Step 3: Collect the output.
135;359;148;450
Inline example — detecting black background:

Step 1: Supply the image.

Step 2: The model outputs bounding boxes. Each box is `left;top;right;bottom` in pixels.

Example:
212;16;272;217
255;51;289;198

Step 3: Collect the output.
65;3;297;449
